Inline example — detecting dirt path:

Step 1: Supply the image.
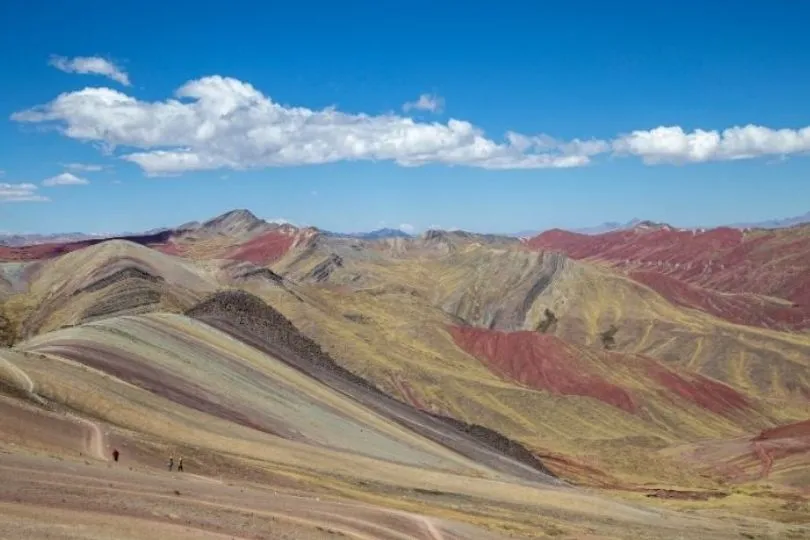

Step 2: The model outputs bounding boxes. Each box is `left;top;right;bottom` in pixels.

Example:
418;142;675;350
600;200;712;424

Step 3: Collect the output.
423;516;445;540
68;409;108;460
0;355;37;396
0;355;109;461
752;441;774;478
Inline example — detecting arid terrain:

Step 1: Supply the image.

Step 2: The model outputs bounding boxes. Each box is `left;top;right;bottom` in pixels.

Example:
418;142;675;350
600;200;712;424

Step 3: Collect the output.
1;209;809;539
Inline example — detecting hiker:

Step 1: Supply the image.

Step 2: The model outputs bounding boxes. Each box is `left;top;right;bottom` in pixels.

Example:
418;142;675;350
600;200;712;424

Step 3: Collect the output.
168;455;174;472
177;457;184;472
112;449;119;462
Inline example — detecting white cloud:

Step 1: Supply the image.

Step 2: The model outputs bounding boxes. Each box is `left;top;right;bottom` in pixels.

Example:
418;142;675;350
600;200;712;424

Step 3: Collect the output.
61;162;105;172
10;76;596;175
612;125;810;164
398;223;415;233
267;217;291;225
42;172;90;186
12;75;810;174
48;55;131;86
0;182;49;203
403;93;445;113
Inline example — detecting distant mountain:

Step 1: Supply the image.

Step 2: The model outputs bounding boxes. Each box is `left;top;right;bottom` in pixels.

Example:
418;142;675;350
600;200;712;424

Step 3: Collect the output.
516;212;810;238
510;230;543;238
323;228;413;240
728;211;810;230
509;219;643;238
6;209;808;250
197;208;270;237
570;218;643;235
0;209;275;251
422;229;520;245
0;232;111;247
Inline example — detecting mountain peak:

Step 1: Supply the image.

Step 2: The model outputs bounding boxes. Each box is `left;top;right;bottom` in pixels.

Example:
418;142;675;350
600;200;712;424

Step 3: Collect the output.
201;209;268;236
209;209;260;223
365;227;413;238
631;220;676;232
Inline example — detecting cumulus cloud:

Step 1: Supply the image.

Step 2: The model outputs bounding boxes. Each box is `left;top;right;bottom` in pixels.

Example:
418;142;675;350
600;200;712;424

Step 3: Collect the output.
42;172;90;186
10;76;594;175
612;125;810;164
403;93;444;113
61;162;106;172
48;55;131;86
398;223;415;234
0;183;49;203
11;75;810;174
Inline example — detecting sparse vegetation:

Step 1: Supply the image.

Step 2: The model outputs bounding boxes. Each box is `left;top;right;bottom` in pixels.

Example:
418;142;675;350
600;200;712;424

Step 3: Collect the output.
600;324;619;350
343;312;371;324
0;304;17;347
536;308;558;333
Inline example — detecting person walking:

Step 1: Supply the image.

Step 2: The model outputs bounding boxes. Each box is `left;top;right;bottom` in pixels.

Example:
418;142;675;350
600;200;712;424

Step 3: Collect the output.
112;449;119;462
168;455;174;472
177;457;184;472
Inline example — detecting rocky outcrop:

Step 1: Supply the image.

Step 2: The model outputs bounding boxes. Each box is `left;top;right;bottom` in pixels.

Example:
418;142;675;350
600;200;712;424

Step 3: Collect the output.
73;266;164;296
0;309;16;347
225;262;284;283
307;254;344;282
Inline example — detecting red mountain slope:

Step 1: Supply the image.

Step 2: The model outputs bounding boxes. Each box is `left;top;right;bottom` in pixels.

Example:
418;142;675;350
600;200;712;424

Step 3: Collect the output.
0;231;179;262
448;326;637;413
526;225;810;330
0;223;314;267
448;326;752;418
225;225;317;265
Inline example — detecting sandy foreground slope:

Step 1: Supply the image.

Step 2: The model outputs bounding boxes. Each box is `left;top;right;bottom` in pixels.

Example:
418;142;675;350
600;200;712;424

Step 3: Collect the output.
0;323;807;539
0;452;489;540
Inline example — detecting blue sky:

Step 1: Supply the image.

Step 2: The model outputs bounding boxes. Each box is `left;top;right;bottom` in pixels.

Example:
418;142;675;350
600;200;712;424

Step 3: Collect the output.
1;0;809;235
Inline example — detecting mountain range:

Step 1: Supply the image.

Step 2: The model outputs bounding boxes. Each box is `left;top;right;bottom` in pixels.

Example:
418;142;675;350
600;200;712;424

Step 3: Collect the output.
1;208;809;538
322;227;414;240
727;210;810;230
510;211;810;238
7;210;808;247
